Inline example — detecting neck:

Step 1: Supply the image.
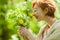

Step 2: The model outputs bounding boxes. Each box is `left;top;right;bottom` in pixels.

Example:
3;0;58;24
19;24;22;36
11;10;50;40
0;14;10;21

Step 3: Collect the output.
44;16;56;26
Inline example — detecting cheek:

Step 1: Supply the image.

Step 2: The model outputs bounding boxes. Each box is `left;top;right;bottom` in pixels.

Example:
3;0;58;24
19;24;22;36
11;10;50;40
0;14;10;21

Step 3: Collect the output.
38;10;45;18
37;10;43;15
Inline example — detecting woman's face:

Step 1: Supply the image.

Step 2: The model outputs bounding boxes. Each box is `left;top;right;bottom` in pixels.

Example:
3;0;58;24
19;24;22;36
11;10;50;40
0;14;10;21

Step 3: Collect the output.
33;4;47;21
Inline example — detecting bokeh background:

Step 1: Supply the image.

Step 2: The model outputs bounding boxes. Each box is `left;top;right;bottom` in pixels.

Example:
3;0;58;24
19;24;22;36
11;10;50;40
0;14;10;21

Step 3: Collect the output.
0;0;60;40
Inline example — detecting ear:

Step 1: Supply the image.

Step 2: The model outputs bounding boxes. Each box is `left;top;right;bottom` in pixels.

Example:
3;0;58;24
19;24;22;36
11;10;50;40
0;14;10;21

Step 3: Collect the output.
44;8;48;14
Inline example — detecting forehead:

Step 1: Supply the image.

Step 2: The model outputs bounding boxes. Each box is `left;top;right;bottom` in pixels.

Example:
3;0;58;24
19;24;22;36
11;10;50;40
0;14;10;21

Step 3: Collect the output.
34;4;37;8
33;4;42;11
33;4;40;9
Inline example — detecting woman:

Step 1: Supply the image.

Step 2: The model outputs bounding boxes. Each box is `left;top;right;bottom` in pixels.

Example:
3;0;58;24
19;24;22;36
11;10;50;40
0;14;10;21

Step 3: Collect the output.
18;0;60;40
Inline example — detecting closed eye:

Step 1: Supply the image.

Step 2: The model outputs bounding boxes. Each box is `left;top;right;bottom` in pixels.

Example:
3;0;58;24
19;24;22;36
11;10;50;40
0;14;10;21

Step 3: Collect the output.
34;9;37;12
33;9;37;13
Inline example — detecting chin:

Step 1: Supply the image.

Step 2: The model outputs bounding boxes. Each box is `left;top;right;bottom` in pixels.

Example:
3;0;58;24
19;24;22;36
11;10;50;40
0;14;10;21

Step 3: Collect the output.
34;16;42;22
36;19;42;22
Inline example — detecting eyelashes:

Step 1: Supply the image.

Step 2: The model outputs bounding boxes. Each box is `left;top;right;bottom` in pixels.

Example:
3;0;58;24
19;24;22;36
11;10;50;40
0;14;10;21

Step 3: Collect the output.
33;8;37;13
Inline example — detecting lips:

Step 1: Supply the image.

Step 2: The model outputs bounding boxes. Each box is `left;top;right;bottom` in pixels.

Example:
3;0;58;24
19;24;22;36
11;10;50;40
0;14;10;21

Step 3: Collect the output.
33;13;39;19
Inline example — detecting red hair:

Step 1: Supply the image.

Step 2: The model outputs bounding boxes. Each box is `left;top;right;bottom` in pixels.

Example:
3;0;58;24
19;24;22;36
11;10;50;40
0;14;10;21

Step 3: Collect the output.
32;0;56;17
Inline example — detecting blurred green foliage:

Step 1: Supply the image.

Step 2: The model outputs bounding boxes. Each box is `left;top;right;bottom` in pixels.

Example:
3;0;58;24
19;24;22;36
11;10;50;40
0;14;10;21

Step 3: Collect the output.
0;0;60;40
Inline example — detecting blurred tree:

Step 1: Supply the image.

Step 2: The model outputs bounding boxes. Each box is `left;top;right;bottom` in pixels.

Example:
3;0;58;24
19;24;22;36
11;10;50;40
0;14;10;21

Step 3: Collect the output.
0;0;9;40
0;0;60;40
0;0;16;40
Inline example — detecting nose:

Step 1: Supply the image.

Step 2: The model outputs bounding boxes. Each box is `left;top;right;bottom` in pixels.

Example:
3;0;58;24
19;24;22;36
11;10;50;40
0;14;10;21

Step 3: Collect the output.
33;13;38;19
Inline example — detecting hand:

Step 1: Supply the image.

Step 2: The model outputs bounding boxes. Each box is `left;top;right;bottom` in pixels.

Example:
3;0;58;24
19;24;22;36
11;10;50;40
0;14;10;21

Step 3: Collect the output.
18;27;35;40
18;27;26;36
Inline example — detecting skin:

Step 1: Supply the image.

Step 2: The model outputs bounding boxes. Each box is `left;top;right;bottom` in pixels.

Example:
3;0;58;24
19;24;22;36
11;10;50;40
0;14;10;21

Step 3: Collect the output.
33;4;56;40
18;27;36;40
18;1;56;40
33;4;56;25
